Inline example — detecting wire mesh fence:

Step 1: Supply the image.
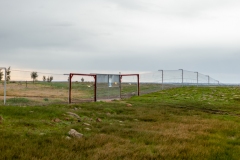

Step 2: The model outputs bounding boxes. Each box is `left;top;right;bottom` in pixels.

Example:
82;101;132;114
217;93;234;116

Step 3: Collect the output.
0;68;221;105
96;74;120;100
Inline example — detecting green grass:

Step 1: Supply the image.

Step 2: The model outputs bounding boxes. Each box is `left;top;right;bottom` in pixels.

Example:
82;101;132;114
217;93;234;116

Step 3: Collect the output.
7;97;30;103
1;86;240;159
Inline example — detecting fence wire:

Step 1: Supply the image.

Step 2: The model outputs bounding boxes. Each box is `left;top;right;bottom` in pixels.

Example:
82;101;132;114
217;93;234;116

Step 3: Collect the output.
0;69;221;104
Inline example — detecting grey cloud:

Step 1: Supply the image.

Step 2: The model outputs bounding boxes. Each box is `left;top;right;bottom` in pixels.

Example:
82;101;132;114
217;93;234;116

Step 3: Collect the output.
1;0;240;83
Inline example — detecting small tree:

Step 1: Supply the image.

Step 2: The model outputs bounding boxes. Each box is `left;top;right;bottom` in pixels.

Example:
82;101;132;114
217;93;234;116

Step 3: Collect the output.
43;76;46;82
6;67;11;82
31;72;38;83
47;76;53;82
0;69;3;81
49;76;53;82
81;77;84;82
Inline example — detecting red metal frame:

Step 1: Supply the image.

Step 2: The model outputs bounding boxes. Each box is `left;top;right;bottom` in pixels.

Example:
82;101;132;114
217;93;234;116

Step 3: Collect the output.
68;73;97;103
68;73;140;103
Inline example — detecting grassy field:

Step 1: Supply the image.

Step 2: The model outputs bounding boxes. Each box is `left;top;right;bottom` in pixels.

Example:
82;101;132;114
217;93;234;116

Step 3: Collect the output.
1;86;240;159
0;82;170;103
0;82;94;104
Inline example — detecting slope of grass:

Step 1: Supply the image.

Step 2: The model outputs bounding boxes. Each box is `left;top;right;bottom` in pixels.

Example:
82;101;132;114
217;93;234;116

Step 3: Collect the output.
0;86;240;159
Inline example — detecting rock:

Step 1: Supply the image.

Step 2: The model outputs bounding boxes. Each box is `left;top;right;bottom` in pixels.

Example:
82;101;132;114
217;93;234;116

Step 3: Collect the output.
52;118;61;123
39;133;45;136
66;136;71;140
68;129;83;138
85;128;91;131
66;112;81;119
83;123;90;126
126;104;132;107
29;111;34;113
96;118;102;122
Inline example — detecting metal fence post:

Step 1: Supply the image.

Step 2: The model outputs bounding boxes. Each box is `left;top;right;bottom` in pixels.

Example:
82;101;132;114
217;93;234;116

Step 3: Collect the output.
194;72;198;87
179;69;183;86
4;68;6;105
158;70;163;90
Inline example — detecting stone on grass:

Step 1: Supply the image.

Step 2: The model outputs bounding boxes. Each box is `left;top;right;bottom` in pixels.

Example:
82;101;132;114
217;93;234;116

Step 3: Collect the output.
66;136;71;140
85;128;91;131
66;112;81;119
68;129;83;138
52;118;61;123
96;118;102;122
126;103;132;107
83;123;90;126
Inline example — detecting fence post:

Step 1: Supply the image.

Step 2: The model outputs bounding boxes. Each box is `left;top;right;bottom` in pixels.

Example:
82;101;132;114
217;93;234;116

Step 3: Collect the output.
4;68;6;105
179;69;183;86
137;74;140;96
194;72;198;87
68;74;72;104
119;72;122;99
158;70;164;90
94;75;97;102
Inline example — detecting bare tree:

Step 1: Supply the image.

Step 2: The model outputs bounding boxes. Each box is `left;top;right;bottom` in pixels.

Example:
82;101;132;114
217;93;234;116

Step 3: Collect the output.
31;72;38;83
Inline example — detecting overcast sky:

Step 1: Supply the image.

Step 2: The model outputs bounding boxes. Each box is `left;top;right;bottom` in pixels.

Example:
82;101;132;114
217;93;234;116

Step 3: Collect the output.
1;0;240;83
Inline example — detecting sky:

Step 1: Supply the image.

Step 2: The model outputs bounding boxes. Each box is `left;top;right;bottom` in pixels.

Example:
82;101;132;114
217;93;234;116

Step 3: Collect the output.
0;0;240;83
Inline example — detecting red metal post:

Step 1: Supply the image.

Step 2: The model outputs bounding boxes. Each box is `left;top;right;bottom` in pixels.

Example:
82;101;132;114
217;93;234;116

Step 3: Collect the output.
137;74;140;96
94;75;97;102
120;75;122;99
68;74;73;104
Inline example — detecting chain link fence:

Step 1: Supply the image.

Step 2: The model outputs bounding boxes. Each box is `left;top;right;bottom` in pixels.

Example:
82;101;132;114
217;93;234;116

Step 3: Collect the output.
0;68;222;105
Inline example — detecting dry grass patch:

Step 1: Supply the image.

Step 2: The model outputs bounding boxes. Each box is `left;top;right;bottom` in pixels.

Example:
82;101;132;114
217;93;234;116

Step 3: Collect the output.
0;83;92;104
